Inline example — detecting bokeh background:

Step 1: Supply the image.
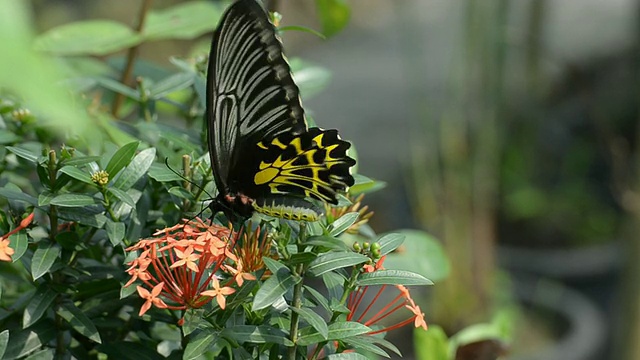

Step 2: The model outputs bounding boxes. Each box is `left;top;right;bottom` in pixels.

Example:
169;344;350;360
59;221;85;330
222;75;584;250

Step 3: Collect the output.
20;0;640;358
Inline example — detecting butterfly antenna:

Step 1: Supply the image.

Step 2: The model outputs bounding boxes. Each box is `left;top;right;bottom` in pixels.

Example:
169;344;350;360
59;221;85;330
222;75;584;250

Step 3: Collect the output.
163;157;217;218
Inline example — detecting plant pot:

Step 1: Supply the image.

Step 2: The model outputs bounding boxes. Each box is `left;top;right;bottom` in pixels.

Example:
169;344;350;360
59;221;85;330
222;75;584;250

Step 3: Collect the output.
498;242;623;358
508;276;606;360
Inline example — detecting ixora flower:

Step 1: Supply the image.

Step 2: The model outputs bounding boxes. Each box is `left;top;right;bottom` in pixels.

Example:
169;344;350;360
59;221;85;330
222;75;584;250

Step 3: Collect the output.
124;218;256;318
348;256;428;335
0;212;34;262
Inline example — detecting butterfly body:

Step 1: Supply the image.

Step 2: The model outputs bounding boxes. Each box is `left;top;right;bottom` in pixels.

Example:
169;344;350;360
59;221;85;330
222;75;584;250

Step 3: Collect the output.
207;0;355;221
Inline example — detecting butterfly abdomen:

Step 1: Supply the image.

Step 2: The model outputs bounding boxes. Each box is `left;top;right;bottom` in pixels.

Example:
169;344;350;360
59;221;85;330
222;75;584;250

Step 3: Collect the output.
252;196;321;221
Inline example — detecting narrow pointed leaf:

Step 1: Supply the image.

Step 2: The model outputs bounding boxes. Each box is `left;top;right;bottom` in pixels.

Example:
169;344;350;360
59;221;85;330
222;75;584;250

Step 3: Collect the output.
297;321;370;346
105;141;139;178
105;219;125;246
305;235;350;251
290;307;328;339
377;233;405;256
107;188;137;208
183;332;217;360
59;166;94;184
148;163;183;182
112;147;155;191
356;270;433;286
50;193;97;207
35;20;140;56
31;243;60;280
149;72;195;99
327;353;370;360
329;212;359;237
23;286;58;328
252;268;300;311
62;156;101;166
0;187;38;205
308;252;369;276
6;146;39;163
221;325;293;346
0;330;8;359
9;231;28;262
57;302;102;343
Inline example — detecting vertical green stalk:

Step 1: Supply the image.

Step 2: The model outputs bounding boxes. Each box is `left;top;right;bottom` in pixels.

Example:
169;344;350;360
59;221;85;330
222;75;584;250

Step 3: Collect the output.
182;155;192;212
111;0;154;117
287;224;307;360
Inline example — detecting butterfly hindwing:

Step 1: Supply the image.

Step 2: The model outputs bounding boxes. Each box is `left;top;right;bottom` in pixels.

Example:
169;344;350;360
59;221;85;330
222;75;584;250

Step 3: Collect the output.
233;128;355;204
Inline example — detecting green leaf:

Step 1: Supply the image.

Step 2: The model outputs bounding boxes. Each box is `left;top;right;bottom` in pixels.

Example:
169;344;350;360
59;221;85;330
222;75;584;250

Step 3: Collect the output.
59;165;94;185
0;330;8;359
34;20;141;56
105;219;126;246
96;77;140;100
3;322;56;359
23;285;58;328
414;325;448;360
297;321;370;346
31;243;60;280
38;192;55;206
305;235;350;251
107;188;137;208
308;252;369;276
105;141;139;178
148;163;183;182
50;193;98;207
377;233;405;256
57;302;102;343
290;307;328;340
316;0;350;38
0;187;38;205
143;2;224;40
383;229;450;282
168;186;193;200
252;268;300;311
9;231;28;261
303;285;330;311
262;257;286;274
349;174;386;195
356;270;433;287
57;208;107;228
61;156;102;167
112;148;156;191
329;212;360;237
183;331;217;360
0;130;19;144
24;348;54;360
6;146;39;163
149;72;195;99
342;336;389;358
221;325;293;346
326;353;370;360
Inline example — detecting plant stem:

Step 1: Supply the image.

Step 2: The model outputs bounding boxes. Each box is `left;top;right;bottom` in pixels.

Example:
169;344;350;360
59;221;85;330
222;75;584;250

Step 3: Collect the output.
287;224;307;360
111;0;153;117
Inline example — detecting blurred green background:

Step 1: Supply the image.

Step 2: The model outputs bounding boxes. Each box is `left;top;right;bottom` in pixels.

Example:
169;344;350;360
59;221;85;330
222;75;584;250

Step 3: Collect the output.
7;0;640;359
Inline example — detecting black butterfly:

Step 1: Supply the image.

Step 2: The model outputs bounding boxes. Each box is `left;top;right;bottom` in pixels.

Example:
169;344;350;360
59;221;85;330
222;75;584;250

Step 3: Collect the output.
206;0;356;222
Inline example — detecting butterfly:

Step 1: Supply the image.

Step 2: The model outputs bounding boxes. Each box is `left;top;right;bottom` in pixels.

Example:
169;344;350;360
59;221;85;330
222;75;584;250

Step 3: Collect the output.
206;0;356;222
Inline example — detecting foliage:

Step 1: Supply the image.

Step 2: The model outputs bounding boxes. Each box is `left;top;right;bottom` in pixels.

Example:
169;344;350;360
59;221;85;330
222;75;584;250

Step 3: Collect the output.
0;1;445;359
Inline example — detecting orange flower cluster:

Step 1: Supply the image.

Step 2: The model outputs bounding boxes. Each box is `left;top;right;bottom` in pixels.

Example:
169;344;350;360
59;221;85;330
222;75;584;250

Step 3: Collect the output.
124;218;256;317
0;212;34;262
347;256;427;334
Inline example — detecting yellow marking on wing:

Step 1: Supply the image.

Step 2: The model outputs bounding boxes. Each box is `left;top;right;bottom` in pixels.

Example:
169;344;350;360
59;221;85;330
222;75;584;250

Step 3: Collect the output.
254;167;279;185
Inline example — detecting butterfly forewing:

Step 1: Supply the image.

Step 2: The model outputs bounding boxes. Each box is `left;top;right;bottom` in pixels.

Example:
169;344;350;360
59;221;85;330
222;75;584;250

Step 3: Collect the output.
207;0;306;192
206;0;356;221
